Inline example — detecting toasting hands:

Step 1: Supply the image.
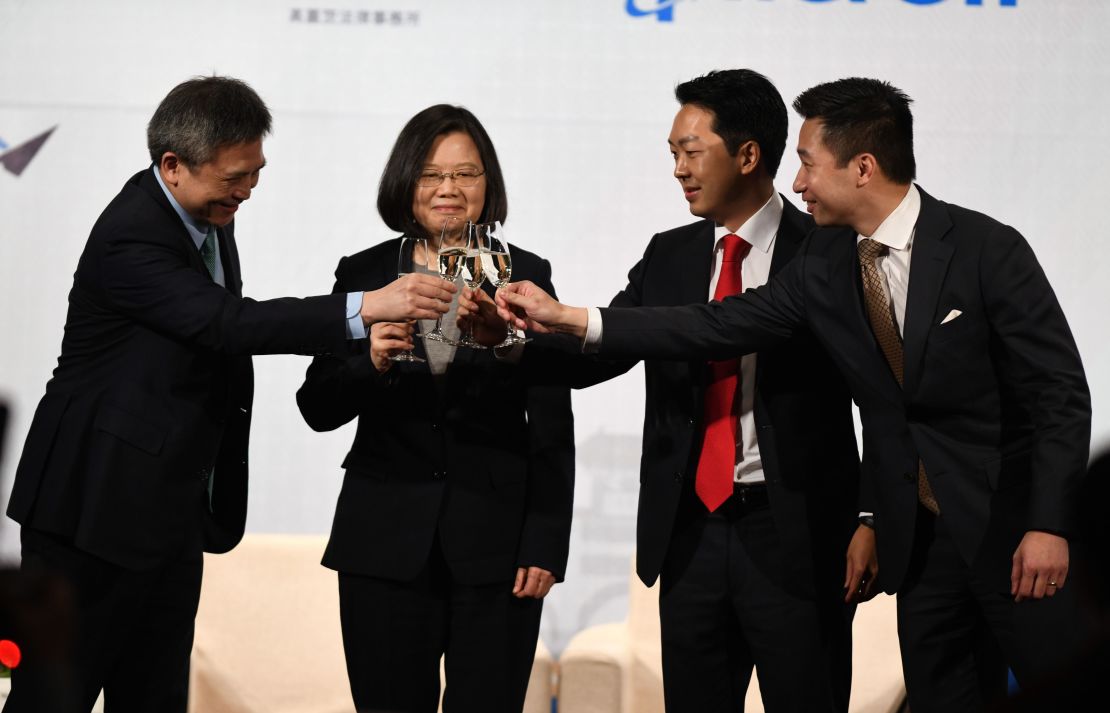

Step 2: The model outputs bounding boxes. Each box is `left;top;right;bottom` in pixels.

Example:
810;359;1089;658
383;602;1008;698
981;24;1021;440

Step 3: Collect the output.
360;273;455;325
485;281;590;339
369;322;415;373
455;287;511;347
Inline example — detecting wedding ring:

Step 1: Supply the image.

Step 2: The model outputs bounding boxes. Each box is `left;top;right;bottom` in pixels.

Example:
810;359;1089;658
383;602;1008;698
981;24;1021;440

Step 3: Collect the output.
1048;581;1057;587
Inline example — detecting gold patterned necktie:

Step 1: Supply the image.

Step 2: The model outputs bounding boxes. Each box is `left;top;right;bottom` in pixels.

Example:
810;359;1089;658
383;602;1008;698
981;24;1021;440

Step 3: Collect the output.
857;238;940;515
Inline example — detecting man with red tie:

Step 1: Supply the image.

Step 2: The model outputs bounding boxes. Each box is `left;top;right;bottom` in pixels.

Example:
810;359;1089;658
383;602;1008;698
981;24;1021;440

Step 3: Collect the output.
538;70;873;712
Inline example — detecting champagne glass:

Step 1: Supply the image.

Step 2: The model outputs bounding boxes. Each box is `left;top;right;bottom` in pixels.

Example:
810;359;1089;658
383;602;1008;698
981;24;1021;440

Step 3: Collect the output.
454;221;488;349
390;235;427;363
476;220;530;347
425;217;466;344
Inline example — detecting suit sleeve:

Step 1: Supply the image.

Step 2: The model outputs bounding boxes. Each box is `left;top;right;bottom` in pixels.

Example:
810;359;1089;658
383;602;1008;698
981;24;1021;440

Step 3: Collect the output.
980;225;1090;535
516;258;577;581
296;256;394;432
597;242;809;361
86;217;345;356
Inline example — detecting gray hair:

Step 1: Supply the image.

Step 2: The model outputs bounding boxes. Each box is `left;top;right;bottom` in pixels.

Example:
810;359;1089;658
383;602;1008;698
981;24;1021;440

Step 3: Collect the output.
147;76;272;166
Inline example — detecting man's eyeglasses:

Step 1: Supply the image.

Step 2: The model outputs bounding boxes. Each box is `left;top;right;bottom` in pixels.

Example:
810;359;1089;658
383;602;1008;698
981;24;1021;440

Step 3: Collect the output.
416;169;485;187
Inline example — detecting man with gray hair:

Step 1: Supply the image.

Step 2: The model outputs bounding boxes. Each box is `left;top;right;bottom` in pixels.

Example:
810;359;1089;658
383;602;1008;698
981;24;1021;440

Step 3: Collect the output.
4;75;453;712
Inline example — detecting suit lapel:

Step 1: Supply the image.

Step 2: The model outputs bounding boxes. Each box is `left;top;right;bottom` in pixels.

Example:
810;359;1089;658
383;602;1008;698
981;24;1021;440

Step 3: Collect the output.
770;198;807;277
902;187;954;395
218;225;243;296
680;221;716;305
138;167;215;281
681;222;716;391
826;227;907;403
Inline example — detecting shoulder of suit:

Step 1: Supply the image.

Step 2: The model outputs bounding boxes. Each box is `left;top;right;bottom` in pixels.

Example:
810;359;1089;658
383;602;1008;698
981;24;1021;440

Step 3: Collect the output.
917;187;1019;247
777;198;815;240
92;168;177;237
935;198;1009;234
650;218;713;248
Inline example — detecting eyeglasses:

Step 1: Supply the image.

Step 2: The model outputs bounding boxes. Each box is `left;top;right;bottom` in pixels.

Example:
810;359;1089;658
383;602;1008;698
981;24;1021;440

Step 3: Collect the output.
416;169;485;187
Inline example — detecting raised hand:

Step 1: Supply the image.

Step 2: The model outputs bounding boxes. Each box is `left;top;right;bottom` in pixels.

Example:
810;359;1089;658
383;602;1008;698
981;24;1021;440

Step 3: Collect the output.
369;322;414;373
456;287;510;347
360;273;455;324
494;281;589;338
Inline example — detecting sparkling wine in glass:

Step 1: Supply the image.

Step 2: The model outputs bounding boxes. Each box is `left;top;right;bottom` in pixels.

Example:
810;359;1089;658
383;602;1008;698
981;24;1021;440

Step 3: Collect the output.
477;220;530;347
390;235;427;363
425;217;465;345
454;222;488;349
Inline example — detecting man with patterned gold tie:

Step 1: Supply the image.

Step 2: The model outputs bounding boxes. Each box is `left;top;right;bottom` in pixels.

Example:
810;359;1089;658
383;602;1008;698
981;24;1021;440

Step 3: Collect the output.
493;69;873;713
491;77;1093;713
4;75;453;713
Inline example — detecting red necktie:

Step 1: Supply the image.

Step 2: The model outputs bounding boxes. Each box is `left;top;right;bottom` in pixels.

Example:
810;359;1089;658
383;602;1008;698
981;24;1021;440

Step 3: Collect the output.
695;233;751;512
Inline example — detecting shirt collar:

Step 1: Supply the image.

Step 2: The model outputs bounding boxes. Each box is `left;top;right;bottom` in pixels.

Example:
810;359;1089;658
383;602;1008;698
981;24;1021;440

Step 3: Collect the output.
713;192;783;254
152;164;212;250
860;183;921;252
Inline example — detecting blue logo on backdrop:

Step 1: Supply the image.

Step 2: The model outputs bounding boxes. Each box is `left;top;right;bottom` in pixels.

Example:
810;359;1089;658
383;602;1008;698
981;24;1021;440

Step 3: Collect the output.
626;0;1016;22
626;0;678;22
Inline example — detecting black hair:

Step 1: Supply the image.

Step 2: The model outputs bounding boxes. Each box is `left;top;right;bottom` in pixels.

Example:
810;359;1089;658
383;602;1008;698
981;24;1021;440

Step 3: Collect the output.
147;76;272;166
674;69;788;178
792;77;916;183
377;105;508;240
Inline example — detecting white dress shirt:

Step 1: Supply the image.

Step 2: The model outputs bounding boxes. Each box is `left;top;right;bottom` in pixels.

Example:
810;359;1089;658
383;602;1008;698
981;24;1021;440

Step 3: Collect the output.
588;192;784;484
858;184;921;337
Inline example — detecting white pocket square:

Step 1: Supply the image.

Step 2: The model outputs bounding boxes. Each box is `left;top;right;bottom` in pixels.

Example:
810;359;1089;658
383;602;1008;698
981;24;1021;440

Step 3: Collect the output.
940;309;963;325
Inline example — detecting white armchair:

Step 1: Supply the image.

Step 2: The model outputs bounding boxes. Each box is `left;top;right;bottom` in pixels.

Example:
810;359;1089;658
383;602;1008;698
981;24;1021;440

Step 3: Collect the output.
189;534;554;713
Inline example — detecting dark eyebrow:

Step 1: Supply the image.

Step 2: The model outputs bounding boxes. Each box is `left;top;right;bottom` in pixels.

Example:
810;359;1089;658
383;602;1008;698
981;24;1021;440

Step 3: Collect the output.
667;135;702;148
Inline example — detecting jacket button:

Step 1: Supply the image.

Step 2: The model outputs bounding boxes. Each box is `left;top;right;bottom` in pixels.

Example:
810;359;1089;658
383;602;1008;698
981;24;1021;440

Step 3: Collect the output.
674;471;684;482
903;471;917;483
433;471;446;480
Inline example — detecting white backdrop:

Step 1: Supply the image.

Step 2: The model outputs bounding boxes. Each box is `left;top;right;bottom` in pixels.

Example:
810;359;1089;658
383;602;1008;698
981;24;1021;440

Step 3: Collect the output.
2;0;1108;653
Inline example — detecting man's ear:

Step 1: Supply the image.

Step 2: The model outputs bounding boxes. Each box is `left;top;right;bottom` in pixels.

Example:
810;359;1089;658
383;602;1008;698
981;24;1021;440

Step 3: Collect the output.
855;153;878;187
159;152;183;186
735;140;762;176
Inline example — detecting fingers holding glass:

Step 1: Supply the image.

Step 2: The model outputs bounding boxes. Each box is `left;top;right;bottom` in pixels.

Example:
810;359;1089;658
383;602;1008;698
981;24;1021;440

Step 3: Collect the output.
426;217;465;345
476;221;528;347
454;222;488;349
390;236;427;363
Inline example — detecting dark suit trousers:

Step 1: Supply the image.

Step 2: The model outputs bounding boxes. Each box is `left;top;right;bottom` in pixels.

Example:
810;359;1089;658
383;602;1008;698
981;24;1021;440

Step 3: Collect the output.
337;537;542;713
7;527;202;713
897;508;1093;713
658;487;853;713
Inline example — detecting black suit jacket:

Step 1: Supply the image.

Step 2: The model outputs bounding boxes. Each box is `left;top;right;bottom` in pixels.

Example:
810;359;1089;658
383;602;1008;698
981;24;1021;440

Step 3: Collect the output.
597;187;1091;593
555;198;859;596
8;167;347;570
296;238;575;586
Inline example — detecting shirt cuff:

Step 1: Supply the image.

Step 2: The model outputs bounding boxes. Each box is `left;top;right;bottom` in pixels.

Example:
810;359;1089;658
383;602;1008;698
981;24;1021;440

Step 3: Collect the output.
345;291;368;340
583;307;603;354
